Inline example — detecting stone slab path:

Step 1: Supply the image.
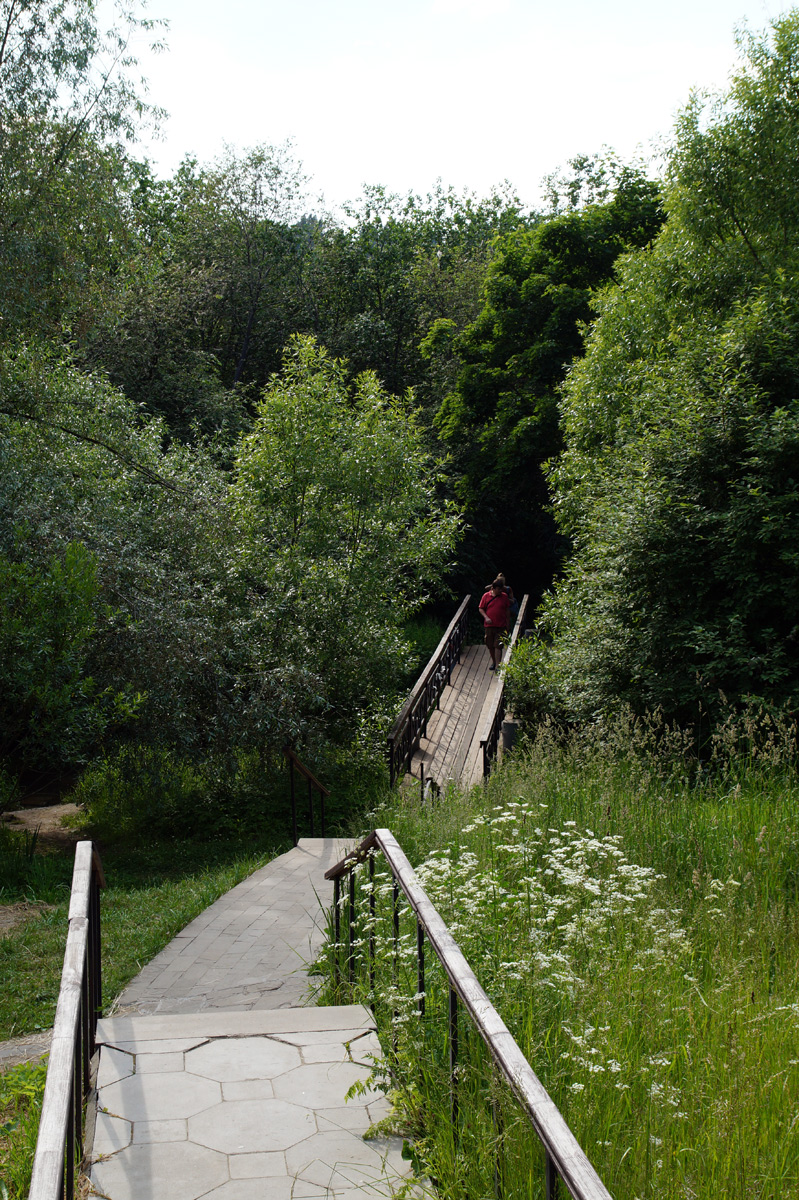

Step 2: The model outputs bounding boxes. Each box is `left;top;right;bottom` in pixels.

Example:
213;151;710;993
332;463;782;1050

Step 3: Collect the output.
88;839;420;1199
112;838;350;1017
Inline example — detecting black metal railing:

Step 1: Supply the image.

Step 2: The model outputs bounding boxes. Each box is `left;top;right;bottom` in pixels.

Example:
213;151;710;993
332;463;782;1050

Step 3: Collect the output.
479;593;530;777
326;830;612;1200
29;841;104;1200
386;596;470;786
284;746;329;844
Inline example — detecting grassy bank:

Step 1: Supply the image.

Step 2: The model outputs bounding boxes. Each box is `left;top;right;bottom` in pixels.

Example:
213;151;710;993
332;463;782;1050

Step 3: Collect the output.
322;712;799;1199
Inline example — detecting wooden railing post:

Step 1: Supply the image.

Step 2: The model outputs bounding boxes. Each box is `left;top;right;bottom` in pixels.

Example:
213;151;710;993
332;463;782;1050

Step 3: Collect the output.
284;747;330;843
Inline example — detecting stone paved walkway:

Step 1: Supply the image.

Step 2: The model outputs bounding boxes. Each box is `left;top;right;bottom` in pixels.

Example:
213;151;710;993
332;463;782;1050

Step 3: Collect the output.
88;839;420;1199
112;838;349;1017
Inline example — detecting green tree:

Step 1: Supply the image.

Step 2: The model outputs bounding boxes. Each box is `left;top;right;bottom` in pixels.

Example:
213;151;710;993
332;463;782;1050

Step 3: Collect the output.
0;0;165;341
231;336;462;741
514;13;799;729
79;146;308;439
302;183;528;402
0;542;130;771
436;165;663;595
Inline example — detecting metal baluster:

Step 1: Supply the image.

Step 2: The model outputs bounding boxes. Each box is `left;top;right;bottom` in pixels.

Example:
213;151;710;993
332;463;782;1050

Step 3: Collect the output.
449;986;459;1135
368;853;375;1006
91;872;102;1031
333;876;341;987
392;880;400;1055
492;1068;504;1199
309;777;315;837
289;756;298;846
546;1150;559;1200
81;947;91;1094
348;868;356;986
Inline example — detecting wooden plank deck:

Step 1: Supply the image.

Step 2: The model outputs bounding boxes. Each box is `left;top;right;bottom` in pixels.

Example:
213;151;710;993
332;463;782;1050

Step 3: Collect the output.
409;644;501;791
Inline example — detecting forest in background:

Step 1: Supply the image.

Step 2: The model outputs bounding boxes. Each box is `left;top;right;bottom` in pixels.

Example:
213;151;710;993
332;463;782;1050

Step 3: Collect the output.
2;2;799;823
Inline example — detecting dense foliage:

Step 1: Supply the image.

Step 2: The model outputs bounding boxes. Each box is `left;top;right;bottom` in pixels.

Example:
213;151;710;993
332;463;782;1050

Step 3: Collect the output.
436;162;663;591
509;14;799;731
4;0;799;808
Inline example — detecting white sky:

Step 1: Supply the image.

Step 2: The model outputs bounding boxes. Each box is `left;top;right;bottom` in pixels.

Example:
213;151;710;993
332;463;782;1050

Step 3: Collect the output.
126;0;789;215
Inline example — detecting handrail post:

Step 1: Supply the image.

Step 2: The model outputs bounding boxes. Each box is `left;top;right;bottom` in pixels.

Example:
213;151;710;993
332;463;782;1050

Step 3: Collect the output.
449;986;459;1134
333;876;341;988
348;869;356;986
289;756;297;846
546;1150;559;1200
368;853;375;1004
392;880;400;1054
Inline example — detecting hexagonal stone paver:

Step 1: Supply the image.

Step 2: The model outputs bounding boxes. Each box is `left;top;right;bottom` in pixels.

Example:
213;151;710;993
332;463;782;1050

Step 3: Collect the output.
273;1061;381;1108
200;1181;329;1200
96;1047;134;1088
285;1130;399;1183
186;1036;300;1081
229;1150;286;1178
189;1097;316;1154
90;1140;227;1200
99;1071;220;1122
91;1111;131;1156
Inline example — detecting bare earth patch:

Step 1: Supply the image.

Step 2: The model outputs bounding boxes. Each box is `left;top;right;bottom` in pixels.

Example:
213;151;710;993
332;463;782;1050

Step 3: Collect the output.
1;801;81;850
0;900;53;936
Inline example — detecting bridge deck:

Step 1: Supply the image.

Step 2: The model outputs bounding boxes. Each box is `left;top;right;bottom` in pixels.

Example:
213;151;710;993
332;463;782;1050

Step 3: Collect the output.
410;643;499;791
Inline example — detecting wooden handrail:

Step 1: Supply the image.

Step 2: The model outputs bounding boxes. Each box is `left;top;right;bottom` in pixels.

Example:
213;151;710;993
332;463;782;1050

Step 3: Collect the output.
29;841;104;1200
387;596;470;786
283;746;329;844
479;593;531;777
326;829;612;1200
283;746;330;796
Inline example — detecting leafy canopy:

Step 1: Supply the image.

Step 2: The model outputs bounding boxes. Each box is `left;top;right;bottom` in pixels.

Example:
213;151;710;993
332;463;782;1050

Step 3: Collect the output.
513;13;799;728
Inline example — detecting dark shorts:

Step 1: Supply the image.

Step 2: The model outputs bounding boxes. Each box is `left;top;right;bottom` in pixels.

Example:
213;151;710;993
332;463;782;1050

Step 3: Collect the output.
484;626;504;650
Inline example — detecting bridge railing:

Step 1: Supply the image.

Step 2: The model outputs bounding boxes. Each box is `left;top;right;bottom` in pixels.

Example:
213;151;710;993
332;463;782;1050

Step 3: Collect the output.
479;592;531;777
29;841;104;1200
386;596;470;786
326;830;613;1200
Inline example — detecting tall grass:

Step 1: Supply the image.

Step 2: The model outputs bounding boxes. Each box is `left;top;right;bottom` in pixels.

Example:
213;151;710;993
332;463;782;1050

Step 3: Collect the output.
0;1059;47;1199
322;709;799;1199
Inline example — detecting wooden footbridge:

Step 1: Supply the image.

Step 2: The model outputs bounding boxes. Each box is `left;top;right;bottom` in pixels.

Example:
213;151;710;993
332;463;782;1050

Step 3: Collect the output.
388;594;530;793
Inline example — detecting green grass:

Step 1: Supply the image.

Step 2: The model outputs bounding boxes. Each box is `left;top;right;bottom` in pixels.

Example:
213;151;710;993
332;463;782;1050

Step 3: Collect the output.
322;711;799;1200
0;1058;47;1199
0;836;286;1041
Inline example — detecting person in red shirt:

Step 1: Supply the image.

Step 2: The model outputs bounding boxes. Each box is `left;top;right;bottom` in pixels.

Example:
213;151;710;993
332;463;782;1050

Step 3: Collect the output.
478;576;511;670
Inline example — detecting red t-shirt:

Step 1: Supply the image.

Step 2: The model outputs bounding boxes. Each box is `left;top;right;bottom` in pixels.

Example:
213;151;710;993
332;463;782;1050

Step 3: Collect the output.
479;590;510;629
